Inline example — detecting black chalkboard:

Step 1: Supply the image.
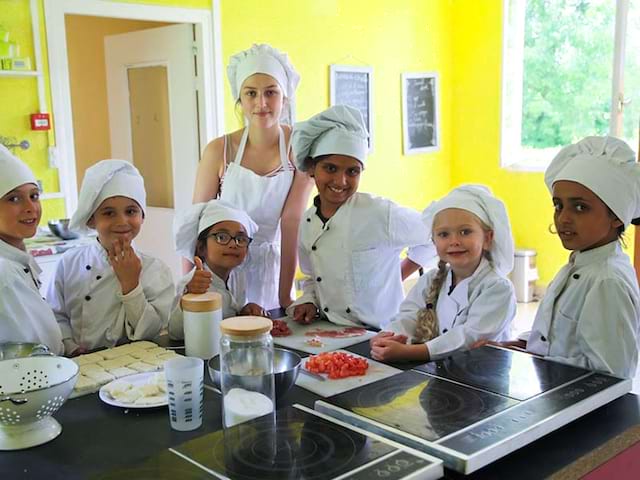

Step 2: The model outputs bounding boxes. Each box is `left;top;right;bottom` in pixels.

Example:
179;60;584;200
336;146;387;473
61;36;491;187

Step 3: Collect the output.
402;73;439;154
330;65;373;151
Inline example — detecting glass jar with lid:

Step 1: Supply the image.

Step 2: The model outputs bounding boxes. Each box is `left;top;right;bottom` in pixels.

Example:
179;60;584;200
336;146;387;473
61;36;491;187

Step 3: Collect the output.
219;316;275;428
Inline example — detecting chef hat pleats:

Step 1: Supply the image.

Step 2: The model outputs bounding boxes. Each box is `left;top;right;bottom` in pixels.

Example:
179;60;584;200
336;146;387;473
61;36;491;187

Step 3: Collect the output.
227;44;300;125
70;160;146;233
174;199;258;261
291;105;369;171
545;136;640;227
0;144;38;197
421;184;515;275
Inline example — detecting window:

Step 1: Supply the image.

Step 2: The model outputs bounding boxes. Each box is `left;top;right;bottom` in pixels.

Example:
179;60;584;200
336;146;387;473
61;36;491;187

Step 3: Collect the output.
501;0;639;169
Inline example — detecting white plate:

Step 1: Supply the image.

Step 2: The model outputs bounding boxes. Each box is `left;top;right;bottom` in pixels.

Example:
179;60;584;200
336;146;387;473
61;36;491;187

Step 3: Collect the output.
99;372;167;409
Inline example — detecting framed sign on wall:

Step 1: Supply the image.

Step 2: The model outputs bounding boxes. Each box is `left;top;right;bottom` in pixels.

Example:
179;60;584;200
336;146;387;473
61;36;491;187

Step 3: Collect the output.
329;64;373;152
402;72;440;155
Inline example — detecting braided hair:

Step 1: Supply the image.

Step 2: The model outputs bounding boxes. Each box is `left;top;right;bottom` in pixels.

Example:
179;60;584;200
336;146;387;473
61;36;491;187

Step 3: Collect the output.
414;260;449;343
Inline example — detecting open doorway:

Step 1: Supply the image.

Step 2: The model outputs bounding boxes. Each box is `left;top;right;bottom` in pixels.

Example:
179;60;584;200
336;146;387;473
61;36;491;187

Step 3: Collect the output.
44;0;224;280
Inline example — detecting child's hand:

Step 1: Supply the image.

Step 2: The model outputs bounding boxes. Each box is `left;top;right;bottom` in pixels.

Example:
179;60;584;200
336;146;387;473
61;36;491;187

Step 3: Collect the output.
108;239;142;295
370;331;408;347
186;257;213;294
239;302;268;317
280;296;294;309
293;303;318;324
371;338;427;363
70;347;89;357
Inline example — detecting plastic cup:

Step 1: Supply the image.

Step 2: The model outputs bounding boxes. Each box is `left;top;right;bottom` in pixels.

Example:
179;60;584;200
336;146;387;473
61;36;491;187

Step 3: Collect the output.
165;357;204;431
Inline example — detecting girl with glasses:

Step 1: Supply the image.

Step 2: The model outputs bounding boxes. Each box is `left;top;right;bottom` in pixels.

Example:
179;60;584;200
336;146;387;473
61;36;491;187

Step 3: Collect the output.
169;200;264;340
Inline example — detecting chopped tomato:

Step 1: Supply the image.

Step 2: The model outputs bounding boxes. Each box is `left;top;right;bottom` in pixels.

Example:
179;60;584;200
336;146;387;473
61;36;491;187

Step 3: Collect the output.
305;352;369;379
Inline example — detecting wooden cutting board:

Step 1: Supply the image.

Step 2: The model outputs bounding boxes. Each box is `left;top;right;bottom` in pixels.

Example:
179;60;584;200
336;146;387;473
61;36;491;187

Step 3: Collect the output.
271;317;376;354
295;350;402;397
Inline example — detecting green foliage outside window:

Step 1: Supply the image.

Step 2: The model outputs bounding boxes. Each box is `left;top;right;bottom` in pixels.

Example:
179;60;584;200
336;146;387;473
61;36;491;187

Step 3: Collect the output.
522;0;616;149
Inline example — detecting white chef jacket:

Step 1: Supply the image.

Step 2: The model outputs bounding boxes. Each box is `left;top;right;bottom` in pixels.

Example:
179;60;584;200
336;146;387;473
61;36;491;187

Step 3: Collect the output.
288;193;436;329
0;240;63;354
168;265;243;340
388;258;515;360
46;240;174;354
527;241;640;378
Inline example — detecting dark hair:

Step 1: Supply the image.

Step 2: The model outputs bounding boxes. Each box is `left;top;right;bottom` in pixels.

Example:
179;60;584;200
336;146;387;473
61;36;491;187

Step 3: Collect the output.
607;208;626;245
194;226;212;263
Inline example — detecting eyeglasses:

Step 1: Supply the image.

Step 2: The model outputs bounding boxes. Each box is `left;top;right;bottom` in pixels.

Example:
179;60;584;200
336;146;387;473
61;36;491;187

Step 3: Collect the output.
207;231;253;247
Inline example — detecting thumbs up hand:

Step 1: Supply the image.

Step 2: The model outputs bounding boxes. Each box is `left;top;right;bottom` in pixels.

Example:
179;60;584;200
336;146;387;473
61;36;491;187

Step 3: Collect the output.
186;256;213;294
194;256;204;271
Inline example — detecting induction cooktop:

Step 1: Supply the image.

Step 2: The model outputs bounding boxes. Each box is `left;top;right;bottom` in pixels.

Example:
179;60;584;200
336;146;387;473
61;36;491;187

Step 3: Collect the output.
416;345;588;400
169;405;443;480
316;346;631;474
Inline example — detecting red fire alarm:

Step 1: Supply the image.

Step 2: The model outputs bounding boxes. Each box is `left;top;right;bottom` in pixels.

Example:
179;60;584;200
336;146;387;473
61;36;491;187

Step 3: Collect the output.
30;113;51;131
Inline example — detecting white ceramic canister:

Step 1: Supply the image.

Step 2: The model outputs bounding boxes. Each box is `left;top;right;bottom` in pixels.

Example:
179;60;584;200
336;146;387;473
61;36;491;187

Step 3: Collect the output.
181;292;222;359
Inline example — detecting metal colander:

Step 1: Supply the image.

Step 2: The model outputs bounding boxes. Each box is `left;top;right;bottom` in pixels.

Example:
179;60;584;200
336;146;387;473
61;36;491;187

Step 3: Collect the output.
0;356;78;450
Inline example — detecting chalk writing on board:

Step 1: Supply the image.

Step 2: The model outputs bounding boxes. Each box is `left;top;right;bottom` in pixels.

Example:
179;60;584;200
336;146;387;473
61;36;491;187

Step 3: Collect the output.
403;73;439;154
330;65;373;151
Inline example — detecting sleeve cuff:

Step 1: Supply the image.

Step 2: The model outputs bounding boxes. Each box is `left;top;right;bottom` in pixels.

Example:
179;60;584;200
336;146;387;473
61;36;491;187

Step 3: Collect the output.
407;244;437;268
119;283;144;301
63;338;79;356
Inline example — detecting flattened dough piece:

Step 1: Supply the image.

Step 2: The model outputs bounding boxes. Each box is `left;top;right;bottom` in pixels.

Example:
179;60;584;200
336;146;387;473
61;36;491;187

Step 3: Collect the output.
98;355;137;369
128;361;158;373
107;367;138;379
83;369;116;385
73;352;106;366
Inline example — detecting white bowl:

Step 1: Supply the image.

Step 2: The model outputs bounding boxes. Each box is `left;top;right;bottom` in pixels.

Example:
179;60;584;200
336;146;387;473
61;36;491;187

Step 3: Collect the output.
0;356;79;450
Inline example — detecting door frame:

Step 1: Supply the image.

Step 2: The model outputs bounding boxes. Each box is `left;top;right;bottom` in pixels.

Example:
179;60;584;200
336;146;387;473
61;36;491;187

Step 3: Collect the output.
43;0;225;216
635;128;640;283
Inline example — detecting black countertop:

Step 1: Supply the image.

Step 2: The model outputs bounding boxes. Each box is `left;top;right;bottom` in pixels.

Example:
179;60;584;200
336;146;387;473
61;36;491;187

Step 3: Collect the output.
1;340;639;479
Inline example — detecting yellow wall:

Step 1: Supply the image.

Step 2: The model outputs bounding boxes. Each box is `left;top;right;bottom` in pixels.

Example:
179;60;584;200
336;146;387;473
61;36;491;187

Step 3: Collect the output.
2;0;635;285
221;0;453;209
450;0;635;284
0;0;64;220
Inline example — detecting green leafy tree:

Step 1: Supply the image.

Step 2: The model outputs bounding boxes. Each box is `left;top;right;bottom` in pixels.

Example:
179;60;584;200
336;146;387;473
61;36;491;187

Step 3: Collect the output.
522;0;616;148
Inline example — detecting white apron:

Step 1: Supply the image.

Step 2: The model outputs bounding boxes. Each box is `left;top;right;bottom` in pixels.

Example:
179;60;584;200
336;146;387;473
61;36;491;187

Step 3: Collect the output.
220;127;294;310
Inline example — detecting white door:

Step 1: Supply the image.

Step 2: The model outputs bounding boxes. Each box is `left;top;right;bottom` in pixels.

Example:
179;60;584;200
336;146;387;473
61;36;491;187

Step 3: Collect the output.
105;24;201;281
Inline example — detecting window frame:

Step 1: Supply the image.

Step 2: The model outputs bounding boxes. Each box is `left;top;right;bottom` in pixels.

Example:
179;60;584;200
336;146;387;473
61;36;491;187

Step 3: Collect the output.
500;0;631;170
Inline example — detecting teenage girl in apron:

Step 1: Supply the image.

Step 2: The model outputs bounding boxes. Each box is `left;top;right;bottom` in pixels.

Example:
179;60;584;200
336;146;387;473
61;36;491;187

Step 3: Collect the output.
192;44;312;310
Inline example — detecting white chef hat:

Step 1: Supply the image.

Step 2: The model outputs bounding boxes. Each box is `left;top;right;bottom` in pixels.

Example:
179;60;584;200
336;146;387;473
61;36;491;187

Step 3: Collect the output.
421;184;515;275
291;105;369;172
545;136;640;227
227;43;300;125
70;160;146;233
173;199;258;261
0;144;38;197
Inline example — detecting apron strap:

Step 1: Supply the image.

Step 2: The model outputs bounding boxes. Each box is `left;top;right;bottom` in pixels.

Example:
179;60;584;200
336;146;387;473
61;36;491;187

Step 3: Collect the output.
278;126;290;170
233;128;250;165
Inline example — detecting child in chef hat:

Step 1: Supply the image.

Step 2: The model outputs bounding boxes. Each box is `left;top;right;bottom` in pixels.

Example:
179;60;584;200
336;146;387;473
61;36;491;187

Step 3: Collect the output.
46;160;174;355
517;136;640;378
0;145;63;354
286;104;436;329
169;199;264;340
371;184;517;362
